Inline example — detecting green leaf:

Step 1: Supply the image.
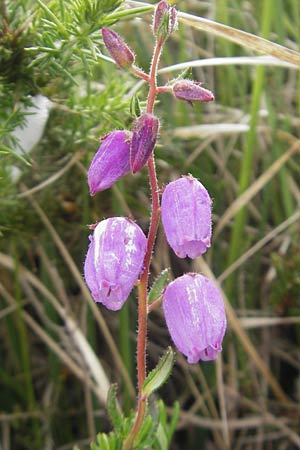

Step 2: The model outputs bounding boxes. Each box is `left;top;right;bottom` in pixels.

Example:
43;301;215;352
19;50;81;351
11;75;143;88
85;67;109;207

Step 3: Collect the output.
36;0;69;38
148;268;169;304
0;144;31;166
94;433;109;450
155;423;169;450
134;402;160;448
134;414;153;447
167;401;180;442
106;384;124;432
180;66;193;80
130;95;141;118
142;347;175;397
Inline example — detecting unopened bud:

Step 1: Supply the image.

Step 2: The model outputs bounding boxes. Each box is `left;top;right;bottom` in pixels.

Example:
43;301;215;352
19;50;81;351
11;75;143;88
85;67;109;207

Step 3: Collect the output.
152;1;177;43
88;130;132;195
101;28;135;69
173;80;214;103
130;113;159;173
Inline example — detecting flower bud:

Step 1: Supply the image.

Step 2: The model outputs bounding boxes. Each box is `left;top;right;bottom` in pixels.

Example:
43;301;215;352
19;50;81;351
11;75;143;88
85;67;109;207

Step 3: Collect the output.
84;217;147;311
153;0;177;43
88;130;131;195
173;80;214;103
161;176;212;258
163;273;226;363
130;113;159;173
101;28;135;69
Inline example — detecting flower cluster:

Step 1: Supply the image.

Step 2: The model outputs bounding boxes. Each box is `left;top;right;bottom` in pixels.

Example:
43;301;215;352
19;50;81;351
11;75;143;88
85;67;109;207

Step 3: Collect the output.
84;1;226;364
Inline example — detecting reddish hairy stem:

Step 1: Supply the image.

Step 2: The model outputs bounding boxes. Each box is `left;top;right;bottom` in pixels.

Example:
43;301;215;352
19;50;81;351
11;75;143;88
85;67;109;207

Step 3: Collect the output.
123;41;162;450
123;159;160;450
146;40;163;113
137;156;160;393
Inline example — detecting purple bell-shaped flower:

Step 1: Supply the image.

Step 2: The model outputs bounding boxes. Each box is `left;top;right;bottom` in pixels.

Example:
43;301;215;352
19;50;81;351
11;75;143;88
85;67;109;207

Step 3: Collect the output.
84;217;147;310
88;130;132;195
161;175;212;258
163;273;226;363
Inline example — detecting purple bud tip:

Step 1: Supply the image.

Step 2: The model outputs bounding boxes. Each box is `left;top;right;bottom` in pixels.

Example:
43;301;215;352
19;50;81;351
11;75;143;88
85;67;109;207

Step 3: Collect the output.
101;28;135;69
153;0;177;42
173;80;214;103
130;113;159;174
88;130;132;195
84;217;147;310
163;273;226;363
161;176;212;259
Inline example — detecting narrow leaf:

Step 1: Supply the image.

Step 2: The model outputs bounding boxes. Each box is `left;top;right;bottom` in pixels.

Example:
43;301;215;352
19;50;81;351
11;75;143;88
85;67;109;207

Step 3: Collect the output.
167;401;180;442
143;347;175;396
155;423;169;450
130;95;141;118
106;384;124;431
148;268;169;304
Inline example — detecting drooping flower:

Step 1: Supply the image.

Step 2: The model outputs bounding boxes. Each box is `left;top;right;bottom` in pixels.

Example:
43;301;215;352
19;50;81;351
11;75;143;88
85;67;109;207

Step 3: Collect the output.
88;130;131;195
84;217;147;310
152;0;177;43
101;28;135;69
161;175;212;258
163;273;226;363
173;80;214;104
130;113;159;173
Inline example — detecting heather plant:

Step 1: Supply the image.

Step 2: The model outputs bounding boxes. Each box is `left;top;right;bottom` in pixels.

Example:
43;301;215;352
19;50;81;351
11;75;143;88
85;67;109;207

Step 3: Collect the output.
84;3;226;448
1;0;300;449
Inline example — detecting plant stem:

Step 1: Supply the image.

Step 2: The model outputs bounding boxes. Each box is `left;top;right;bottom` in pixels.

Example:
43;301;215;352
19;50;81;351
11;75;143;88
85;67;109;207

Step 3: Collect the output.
147;39;164;113
123;40;162;450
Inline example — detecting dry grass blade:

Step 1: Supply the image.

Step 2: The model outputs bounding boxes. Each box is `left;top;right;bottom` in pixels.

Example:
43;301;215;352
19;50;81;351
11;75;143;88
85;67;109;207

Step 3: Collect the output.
214;139;300;237
192;258;290;404
218;210;300;282
159;56;300;74
178;11;300;65
174;123;250;139
0;282;106;404
0;255;111;401
176;410;291;430
216;357;229;448
240;316;300;329
17;151;84;198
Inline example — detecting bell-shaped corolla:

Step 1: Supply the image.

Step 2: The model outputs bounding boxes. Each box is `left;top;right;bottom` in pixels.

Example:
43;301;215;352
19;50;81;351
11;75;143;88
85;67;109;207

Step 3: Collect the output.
163;273;226;363
84;217;147;310
161;175;212;259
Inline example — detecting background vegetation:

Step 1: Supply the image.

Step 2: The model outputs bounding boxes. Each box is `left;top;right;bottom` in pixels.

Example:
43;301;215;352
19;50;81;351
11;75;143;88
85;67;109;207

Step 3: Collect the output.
1;0;300;449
